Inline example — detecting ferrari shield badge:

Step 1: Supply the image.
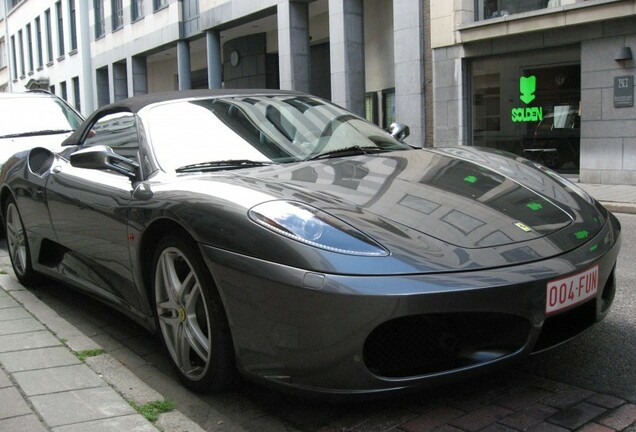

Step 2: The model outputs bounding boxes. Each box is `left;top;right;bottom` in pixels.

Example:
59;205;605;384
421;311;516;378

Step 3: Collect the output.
514;222;532;232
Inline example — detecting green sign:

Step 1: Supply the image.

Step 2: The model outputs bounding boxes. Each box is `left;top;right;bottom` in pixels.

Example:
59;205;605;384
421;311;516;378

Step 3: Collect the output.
511;75;543;123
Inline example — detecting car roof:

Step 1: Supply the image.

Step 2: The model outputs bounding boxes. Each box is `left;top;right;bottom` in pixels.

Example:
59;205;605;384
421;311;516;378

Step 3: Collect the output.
101;88;304;114
62;88;305;146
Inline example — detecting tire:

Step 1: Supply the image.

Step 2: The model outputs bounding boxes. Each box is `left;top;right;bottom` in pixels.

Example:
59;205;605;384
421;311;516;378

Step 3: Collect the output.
152;233;235;392
4;198;38;286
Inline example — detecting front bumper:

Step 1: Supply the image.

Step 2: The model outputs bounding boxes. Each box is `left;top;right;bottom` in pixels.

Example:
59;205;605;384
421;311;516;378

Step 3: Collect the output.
200;213;621;395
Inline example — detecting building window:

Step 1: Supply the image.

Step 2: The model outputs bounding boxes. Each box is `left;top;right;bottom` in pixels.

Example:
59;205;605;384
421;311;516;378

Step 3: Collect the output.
45;9;53;63
153;0;168;11
475;0;556;21
56;1;65;57
72;76;81;112
26;24;34;73
10;36;17;80
7;0;25;10
382;88;396;129
60;81;68;101
112;0;124;30
0;38;6;69
49;85;56;94
35;17;43;68
69;0;78;51
95;0;105;39
132;0;144;21
17;30;25;77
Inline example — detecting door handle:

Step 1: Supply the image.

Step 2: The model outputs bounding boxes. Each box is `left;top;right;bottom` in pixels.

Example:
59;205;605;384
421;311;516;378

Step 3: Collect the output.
52;166;62;174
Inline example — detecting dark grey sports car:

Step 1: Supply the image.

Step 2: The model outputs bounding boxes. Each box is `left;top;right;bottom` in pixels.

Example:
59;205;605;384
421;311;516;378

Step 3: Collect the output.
0;90;621;396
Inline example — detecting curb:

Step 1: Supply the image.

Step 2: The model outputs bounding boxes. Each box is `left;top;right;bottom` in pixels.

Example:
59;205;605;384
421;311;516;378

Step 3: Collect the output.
600;201;636;215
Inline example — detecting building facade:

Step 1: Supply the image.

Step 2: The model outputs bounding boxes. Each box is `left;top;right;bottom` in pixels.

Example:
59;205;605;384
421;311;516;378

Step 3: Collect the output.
432;0;636;185
3;0;430;147
4;0;635;185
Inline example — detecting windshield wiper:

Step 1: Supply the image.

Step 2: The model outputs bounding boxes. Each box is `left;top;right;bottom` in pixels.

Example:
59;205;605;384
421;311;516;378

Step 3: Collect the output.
0;129;74;139
175;159;274;173
306;145;388;161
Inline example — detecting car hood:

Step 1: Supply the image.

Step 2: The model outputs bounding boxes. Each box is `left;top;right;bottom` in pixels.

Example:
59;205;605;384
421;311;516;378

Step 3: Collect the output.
242;149;603;249
162;148;608;273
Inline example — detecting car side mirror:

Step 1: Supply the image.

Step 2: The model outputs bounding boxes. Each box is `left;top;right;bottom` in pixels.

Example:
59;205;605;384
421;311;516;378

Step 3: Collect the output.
389;122;410;142
70;145;139;179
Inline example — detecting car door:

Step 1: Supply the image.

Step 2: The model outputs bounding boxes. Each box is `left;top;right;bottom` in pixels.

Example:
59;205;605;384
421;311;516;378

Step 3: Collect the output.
45;111;141;309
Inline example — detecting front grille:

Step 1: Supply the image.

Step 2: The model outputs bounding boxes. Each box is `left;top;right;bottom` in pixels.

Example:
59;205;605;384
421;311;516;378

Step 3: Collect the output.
363;313;531;378
533;299;596;352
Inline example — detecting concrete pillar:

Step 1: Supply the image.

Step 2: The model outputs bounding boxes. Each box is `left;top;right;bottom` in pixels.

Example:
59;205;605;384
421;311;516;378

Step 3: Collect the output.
277;0;310;92
177;40;191;90
328;0;365;116
393;0;425;147
206;29;222;89
77;0;94;113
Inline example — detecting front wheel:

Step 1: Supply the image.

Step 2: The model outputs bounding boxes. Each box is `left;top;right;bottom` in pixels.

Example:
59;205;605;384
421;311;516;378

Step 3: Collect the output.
4;198;37;286
152;233;235;392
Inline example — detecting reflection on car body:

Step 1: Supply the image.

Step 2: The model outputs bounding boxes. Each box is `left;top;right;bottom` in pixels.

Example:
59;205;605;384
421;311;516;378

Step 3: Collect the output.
0;90;620;397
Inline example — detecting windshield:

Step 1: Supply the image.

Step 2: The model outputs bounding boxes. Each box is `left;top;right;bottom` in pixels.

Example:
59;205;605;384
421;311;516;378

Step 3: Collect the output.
0;95;83;137
144;95;409;173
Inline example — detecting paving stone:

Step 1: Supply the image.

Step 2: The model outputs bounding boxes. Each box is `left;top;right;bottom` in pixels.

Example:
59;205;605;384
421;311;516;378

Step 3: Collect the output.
499;403;560;431
497;387;554;411
399;406;466;432
0;367;11;388
0;386;32;419
350;408;417;432
587;394;626;409
0;307;31;322
0;346;80;372
542;388;597;409
51;413;157;432
598;404;636;430
450;405;513;432
0;317;45;335
577;423;615;432
548;402;607;429
31;387;136;427
13;364;105;396
0;330;61;353
479;423;519;432
0;295;19;308
526;422;570;432
0;414;48;432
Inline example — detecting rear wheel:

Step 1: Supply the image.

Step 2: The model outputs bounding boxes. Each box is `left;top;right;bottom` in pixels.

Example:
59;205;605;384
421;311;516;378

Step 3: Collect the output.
4;198;37;286
152;233;235;392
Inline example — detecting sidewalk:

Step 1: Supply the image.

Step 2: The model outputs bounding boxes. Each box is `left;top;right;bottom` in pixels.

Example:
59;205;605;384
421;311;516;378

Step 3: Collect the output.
0;182;634;432
577;181;636;214
0;264;204;431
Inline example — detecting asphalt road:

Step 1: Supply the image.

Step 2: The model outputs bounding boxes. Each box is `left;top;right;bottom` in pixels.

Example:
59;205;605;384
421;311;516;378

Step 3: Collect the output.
1;212;634;431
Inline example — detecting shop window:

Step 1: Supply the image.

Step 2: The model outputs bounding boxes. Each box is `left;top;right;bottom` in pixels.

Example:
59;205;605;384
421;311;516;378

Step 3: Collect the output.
470;53;581;173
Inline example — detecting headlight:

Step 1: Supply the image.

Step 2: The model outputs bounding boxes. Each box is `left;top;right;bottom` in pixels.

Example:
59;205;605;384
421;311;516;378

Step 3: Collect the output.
248;201;389;256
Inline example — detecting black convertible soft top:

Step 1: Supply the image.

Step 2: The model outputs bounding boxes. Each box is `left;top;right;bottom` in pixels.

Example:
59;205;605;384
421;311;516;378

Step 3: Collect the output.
62;88;302;146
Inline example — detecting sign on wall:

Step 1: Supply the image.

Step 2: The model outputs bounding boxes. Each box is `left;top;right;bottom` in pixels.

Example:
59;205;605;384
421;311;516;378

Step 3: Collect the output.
614;75;634;108
511;75;543;122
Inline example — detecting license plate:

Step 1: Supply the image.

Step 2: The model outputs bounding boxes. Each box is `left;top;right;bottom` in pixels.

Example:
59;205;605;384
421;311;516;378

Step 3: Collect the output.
545;265;599;315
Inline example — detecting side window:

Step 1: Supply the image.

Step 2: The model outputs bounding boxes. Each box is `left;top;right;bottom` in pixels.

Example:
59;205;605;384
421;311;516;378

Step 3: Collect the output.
83;112;139;162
